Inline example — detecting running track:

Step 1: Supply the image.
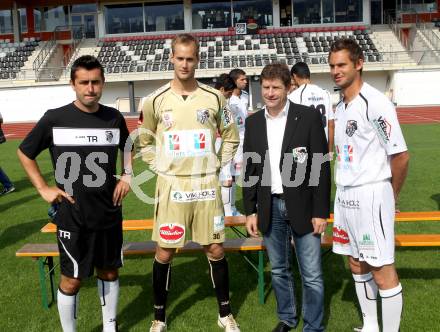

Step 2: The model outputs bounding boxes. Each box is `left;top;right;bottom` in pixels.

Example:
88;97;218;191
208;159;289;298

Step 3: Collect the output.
2;106;440;140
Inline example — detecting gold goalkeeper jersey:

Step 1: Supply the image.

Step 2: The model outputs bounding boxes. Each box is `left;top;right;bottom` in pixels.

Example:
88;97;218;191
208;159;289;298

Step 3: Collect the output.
138;82;239;177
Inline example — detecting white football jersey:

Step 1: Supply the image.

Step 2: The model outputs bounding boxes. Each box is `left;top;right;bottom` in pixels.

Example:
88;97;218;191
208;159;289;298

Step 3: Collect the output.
229;90;248;141
229;102;246;140
334;82;407;187
229;90;249;118
288;83;334;141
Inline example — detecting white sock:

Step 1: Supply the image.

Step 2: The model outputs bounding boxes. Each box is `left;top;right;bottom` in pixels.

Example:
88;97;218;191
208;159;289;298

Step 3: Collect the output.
57;288;78;332
230;183;237;210
379;283;403;332
353;273;379;332
98;278;120;332
221;186;233;216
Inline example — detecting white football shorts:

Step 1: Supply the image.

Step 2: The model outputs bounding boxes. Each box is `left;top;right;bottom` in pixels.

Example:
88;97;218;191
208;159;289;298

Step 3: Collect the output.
332;180;395;267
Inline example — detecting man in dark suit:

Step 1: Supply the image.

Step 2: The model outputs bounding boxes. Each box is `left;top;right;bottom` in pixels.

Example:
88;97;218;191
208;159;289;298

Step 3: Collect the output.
243;63;331;332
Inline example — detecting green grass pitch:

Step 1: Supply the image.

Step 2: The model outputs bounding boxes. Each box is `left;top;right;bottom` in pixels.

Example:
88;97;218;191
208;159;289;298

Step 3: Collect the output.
0;124;439;331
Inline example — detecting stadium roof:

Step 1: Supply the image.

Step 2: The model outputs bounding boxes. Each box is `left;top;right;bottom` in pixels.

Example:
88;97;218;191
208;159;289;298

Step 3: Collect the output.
0;0;126;10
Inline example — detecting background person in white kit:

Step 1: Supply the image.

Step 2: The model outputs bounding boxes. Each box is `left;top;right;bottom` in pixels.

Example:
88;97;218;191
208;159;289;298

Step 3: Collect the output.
288;62;334;157
221;68;249;216
214;73;237;216
328;39;409;332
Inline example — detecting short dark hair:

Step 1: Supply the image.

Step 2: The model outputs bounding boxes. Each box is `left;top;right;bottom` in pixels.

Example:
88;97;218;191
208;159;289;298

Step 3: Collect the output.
171;33;199;56
229;68;246;83
329;38;364;64
290;61;310;79
70;55;104;82
215;73;236;91
260;63;291;88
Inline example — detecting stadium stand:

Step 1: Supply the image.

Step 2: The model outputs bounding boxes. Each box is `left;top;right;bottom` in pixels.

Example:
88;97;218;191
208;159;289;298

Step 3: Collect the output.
0;37;40;80
94;26;384;75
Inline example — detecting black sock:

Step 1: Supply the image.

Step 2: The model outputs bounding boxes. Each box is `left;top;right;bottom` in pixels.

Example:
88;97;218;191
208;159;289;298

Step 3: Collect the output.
152;259;171;322
208;257;232;317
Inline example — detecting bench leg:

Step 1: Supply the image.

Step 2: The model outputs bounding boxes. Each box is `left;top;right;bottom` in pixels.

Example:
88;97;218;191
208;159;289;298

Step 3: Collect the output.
258;250;265;305
37;257;57;310
239;250;266;304
48;257;56;305
38;257;50;309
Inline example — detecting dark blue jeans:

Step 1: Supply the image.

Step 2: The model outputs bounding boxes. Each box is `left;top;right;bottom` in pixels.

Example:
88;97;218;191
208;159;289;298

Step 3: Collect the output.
263;196;324;331
0;167;13;189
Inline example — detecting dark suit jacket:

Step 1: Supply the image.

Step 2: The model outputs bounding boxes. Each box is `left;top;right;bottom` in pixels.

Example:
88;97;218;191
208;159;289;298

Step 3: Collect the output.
242;101;331;235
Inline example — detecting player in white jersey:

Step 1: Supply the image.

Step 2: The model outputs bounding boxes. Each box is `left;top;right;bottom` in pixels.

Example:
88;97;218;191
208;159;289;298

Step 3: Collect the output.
229;68;249;118
288;62;334;155
214;74;243;216
223;69;249;215
329;39;409;332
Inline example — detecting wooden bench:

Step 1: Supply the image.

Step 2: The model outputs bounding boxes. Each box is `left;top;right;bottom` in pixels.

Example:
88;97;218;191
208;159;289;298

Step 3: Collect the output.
16;238;265;309
39;211;440;233
16;233;440;309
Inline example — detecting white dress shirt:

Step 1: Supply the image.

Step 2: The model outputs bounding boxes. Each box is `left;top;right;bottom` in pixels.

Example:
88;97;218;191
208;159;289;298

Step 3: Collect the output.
264;101;289;194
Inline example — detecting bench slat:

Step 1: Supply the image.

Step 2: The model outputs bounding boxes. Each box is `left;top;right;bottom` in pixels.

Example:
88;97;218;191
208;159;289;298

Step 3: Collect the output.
40;211;440;233
18;234;440;258
17;238;266;258
40;218;248;233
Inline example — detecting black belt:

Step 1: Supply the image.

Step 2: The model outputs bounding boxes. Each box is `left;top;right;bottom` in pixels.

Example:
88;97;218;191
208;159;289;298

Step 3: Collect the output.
271;193;285;200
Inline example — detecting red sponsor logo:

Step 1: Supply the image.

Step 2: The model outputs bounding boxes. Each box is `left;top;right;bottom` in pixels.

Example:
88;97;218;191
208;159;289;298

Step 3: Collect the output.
159;223;185;243
333;226;349;244
169;134;180;150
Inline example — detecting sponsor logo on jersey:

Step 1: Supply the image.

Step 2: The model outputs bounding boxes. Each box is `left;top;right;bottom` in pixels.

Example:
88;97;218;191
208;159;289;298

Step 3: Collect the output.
58;229;71;240
172;191;183;201
345;120;358;137
159;223;185;243
359;233;375;246
222;106;234;127
194;132;206;150
196;109;210;124
307;95;324;102
236;115;244;126
337;196;360;209
164;129;211;158
336;145;354;163
292;147;308;163
372;116;391;143
168;134;180;151
162;112;174;129
214;215;225;232
333;226;349;244
53;128;120;146
171;189;216;202
359;233;376;259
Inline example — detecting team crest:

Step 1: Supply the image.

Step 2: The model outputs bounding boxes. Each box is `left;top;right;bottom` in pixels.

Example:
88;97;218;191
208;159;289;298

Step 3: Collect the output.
345;120;358;137
222;106;233;127
292;147;308;163
105;130;114;143
162;112;174;129
196;109;210;124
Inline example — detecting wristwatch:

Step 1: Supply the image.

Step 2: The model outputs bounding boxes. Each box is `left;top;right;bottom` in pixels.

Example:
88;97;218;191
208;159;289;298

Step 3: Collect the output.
122;168;133;176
